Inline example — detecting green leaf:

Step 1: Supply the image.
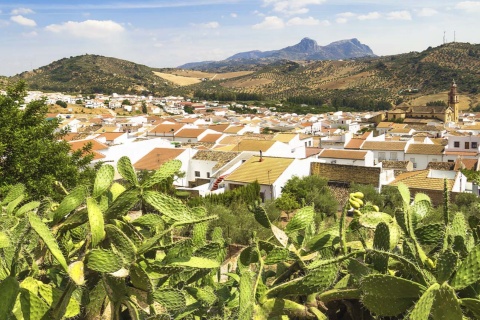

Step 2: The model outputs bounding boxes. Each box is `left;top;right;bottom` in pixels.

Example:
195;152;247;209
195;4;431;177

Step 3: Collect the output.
0;231;10;248
93;164;115;198
0;276;20;319
1;183;25;205
397;183;411;206
19;288;50;320
105;224;136;265
430;283;462;320
360;274;425;316
451;244;480;289
87;249;123;273
14;201;41;217
28;213;68;272
250;204;271;229
285;206;314;233
169;257;220;269
239;271;255;320
87;197;106;247
409;283;439;320
359;211;394;229
460;298;480;319
52;185;87;223
6;194;24;215
117;156;139;187
152;288;186;312
142;159;182;188
414;223;444;245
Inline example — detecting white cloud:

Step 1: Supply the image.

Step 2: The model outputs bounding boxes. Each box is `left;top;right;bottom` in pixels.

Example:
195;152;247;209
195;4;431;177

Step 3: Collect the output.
11;15;37;27
231;13;238;18
252;16;285;29
386;10;412;20
45;20;125;39
286;16;329;26
262;0;326;16
22;31;37;37
11;8;34;15
416;8;438;17
192;21;220;29
456;1;480;12
358;12;381;20
335;12;356;23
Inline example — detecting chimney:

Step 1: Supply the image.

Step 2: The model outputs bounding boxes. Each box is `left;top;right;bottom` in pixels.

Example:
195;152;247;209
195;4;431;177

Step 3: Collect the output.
259;150;263;162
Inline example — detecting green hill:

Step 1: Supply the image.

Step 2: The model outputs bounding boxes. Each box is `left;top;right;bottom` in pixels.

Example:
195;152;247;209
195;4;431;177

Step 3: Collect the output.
6;42;480;107
11;54;173;95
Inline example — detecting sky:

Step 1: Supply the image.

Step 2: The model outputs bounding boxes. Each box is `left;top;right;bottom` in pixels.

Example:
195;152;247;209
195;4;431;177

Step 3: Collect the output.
0;0;479;76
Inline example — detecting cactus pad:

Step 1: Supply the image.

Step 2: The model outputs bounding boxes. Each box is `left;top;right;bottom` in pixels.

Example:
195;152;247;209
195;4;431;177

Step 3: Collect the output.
451;244;480;289
0;276;19;319
285;206;314;233
87;197;106;248
68;261;85;285
87;249;123;273
52;185;87;223
409;283;439;320
93;164;115;198
360;274;425;316
117;156;139;186
436;249;457;283
414;223;444;245
153;288;186;312
142;159;182;188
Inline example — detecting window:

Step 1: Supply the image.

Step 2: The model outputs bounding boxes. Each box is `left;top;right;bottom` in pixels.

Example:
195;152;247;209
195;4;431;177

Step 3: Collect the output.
195;171;200;177
454;141;460;148
207;172;210;178
390;152;397;161
472;142;478;149
378;152;386;161
465;142;470;149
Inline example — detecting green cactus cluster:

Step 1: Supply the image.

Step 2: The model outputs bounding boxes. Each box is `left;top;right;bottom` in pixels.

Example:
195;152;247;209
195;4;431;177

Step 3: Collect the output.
2;158;480;320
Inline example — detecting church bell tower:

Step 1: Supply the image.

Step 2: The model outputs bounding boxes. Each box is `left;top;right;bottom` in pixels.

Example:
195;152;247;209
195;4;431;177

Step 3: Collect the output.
448;80;459;123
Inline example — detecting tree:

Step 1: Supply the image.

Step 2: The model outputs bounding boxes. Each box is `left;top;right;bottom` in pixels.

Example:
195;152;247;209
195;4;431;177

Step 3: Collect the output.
56;100;67;108
0;81;95;200
141;101;148;114
122;99;131;106
280;175;338;217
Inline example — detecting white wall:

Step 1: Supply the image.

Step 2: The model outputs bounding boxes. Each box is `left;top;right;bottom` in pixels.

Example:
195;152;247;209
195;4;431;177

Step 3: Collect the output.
406;154;443;170
272;158;311;199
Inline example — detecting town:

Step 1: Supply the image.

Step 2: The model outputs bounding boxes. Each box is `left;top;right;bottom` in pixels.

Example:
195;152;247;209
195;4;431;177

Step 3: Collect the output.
12;80;477;207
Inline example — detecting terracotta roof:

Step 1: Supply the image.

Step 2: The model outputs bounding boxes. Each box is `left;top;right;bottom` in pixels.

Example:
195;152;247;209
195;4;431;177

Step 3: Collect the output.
207;124;230;132
427;162;455;171
62;133;80;142
345;138;365;149
149;123;184;135
361;141;407;151
97;132;126;141
444;151;478;156
199;133;223;143
405;144;444;155
233;139;277;152
389;170;455;191
381;160;410;169
224;126;244;134
377;122;394;128
69;139;108;151
175;128;207;138
273;133;297;143
218;135;243;145
192;150;240;171
305;147;322;158
133;148;186;171
454;158;478;171
318;149;367;160
226;156;295;185
389;128;413;134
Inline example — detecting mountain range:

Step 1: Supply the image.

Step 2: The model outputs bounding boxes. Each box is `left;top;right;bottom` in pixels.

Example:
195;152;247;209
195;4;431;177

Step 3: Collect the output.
178;38;375;70
5;41;480;107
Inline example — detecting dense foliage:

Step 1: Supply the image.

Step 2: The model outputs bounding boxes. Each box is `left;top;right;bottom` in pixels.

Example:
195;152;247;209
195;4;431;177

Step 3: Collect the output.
0;81;95;200
2;154;480;319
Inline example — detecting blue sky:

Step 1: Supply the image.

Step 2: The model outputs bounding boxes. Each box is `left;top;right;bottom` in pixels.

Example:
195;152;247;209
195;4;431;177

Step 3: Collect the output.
0;0;479;76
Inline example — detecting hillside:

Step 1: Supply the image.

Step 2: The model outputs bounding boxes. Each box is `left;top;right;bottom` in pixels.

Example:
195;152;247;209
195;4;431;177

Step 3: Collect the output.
11;54;174;95
5;42;480;109
179;42;480;106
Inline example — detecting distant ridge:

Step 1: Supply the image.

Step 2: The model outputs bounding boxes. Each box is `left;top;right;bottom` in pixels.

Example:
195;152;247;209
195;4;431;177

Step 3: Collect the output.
178;38;376;70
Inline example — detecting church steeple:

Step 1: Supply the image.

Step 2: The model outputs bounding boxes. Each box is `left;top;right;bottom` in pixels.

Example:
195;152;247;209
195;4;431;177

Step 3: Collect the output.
448;79;459;122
